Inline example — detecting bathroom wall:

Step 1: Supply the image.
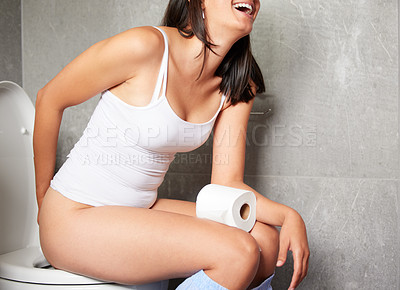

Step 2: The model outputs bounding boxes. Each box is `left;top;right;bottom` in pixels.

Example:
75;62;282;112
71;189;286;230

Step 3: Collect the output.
0;0;22;85
22;1;399;289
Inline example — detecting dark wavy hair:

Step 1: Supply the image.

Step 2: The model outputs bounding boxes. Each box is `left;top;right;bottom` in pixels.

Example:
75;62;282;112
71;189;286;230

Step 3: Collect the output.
161;0;265;105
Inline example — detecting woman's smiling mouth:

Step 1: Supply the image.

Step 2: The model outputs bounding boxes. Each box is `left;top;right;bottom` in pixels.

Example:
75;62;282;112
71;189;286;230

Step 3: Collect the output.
232;2;254;17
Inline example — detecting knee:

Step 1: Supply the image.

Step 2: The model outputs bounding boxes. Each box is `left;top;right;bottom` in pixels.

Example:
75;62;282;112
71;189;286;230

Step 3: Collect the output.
251;222;279;254
228;229;261;276
207;227;261;289
251;222;280;275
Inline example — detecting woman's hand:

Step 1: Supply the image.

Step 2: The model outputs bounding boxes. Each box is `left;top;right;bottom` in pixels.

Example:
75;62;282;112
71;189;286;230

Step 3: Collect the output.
276;210;310;290
209;93;310;289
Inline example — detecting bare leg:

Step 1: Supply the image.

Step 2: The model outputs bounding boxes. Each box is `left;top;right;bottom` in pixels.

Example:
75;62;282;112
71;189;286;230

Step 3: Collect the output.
151;199;279;287
39;189;260;290
247;222;279;288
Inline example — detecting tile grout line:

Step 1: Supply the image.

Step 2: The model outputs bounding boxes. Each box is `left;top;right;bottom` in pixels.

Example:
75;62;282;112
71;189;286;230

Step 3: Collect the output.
397;0;400;287
20;0;24;88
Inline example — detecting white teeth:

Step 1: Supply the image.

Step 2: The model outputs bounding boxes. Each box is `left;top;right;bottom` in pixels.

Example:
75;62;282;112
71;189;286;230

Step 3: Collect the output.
233;3;253;15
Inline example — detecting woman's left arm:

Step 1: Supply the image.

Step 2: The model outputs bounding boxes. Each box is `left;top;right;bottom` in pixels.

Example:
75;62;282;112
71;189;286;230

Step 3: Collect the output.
211;97;310;289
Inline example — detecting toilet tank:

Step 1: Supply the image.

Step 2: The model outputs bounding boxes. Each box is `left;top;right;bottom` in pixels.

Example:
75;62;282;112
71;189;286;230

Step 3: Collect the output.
0;81;39;255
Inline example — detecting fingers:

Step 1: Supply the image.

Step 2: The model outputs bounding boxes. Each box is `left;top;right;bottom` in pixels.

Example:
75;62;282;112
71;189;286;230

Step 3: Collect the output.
288;251;303;289
288;248;310;290
302;249;309;280
276;238;289;267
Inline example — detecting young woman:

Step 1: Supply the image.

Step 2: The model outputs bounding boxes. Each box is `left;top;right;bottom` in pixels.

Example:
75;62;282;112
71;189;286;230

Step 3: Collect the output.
34;0;309;289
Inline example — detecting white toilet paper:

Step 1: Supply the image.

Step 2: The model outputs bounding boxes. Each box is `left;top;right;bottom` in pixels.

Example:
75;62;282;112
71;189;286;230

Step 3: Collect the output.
196;184;257;232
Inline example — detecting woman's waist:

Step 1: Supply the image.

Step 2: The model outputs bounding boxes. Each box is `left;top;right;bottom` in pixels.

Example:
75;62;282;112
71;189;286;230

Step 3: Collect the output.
54;154;168;192
49;180;158;208
50;159;160;208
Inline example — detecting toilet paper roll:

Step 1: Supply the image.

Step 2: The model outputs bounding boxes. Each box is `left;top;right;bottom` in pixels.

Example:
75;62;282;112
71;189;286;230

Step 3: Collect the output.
196;184;257;232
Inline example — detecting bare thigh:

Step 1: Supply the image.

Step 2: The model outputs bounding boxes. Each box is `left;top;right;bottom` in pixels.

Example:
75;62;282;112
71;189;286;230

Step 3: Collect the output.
152;198;279;282
39;188;259;287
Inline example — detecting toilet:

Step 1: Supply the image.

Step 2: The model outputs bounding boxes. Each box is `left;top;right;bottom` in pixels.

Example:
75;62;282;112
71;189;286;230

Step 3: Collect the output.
0;81;169;290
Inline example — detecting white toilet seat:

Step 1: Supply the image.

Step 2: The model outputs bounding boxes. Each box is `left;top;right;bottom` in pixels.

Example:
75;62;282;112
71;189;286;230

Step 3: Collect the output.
0;246;108;285
0;82;169;290
0;246;169;289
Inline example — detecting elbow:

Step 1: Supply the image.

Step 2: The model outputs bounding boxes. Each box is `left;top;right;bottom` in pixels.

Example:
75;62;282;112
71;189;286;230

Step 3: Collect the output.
35;87;46;109
35;87;65;113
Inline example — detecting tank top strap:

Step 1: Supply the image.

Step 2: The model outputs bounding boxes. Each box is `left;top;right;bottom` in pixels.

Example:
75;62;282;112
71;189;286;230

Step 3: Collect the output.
150;26;169;103
220;94;226;106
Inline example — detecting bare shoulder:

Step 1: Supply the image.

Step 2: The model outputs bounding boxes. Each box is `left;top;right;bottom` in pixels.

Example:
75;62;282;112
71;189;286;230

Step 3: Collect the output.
38;26;168;109
101;26;166;67
121;26;165;53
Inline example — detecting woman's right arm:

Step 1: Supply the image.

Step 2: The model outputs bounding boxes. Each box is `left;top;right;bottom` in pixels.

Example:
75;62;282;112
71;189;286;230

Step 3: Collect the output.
33;26;164;216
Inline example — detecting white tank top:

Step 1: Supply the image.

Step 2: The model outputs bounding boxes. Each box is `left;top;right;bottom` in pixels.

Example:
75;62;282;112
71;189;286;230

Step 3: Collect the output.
50;26;226;208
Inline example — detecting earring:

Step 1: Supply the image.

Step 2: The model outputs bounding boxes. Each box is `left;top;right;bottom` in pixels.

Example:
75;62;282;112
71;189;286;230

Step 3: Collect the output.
202;10;205;19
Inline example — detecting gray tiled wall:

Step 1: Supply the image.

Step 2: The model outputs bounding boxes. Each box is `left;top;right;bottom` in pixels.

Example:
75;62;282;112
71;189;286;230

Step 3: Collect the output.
21;1;399;289
0;0;22;85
